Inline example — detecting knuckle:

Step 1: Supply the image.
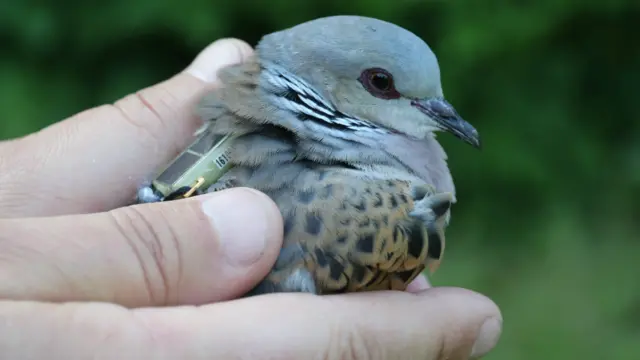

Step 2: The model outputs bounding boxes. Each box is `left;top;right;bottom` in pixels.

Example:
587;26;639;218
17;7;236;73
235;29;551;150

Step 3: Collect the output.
108;205;182;305
112;95;161;144
133;89;173;136
111;89;182;156
64;303;140;354
324;318;375;360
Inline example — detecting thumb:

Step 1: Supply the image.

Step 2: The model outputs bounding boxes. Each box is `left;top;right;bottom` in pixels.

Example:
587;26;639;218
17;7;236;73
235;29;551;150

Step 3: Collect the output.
0;188;283;307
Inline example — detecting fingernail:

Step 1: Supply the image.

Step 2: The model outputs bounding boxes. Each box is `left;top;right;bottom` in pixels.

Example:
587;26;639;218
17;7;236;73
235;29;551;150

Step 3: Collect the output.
201;188;274;266
470;317;502;359
186;38;253;83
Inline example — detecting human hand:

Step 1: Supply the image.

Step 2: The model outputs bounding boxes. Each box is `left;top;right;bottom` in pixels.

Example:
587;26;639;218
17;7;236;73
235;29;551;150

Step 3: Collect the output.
0;38;502;359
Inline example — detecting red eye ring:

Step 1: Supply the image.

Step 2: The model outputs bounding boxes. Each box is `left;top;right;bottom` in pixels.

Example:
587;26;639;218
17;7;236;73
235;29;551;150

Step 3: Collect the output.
358;68;401;100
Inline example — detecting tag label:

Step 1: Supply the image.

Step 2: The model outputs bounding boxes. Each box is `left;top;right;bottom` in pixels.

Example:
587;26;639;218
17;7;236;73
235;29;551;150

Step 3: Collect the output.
214;147;232;169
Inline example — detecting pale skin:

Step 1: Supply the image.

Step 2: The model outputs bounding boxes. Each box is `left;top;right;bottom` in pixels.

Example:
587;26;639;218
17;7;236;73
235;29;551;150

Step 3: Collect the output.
0;38;502;359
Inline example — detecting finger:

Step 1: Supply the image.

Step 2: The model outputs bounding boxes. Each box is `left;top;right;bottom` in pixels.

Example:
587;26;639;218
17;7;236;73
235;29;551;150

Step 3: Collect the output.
0;188;283;307
211;288;502;360
406;273;431;292
0;38;254;218
0;288;502;360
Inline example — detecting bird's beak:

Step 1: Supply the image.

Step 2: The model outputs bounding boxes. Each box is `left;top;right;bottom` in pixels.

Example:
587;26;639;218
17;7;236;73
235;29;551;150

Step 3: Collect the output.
411;98;481;149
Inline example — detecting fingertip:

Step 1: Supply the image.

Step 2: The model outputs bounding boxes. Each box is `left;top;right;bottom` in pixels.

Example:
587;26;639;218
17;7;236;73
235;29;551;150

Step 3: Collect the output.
186;38;255;83
234;187;283;229
471;316;502;359
199;187;283;267
417;287;503;359
406;273;430;292
461;289;503;359
425;286;502;318
191;188;283;301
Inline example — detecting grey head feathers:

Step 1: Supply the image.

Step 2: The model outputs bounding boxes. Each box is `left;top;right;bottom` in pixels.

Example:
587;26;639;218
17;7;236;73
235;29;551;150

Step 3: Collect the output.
198;16;480;195
257;15;443;100
256;15;445;139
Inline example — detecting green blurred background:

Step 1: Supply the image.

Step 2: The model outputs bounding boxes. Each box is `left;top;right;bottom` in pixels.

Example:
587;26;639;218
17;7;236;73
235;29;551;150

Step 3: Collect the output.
1;0;638;358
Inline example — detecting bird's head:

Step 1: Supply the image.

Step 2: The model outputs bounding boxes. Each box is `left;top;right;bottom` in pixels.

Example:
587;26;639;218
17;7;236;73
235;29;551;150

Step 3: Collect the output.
255;15;481;149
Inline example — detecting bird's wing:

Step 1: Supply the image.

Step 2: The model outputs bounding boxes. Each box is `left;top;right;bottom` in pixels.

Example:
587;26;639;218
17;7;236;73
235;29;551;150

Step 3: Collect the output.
242;167;453;295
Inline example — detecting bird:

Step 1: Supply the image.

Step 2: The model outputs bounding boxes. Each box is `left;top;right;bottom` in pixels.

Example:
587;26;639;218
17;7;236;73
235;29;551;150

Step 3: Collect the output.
137;15;481;296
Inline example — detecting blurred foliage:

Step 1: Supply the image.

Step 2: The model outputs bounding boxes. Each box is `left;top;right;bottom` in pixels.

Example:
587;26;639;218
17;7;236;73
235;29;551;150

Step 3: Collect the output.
1;0;639;358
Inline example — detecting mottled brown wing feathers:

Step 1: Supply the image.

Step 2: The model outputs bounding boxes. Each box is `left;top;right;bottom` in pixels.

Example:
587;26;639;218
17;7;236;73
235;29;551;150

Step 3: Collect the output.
255;170;451;294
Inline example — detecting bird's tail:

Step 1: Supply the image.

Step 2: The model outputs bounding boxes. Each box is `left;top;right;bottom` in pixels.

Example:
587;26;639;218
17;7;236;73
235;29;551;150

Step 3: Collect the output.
410;191;454;274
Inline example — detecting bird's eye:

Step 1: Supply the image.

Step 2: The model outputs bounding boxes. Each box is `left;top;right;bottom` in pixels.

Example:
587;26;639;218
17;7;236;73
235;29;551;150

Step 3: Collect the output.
370;72;391;91
359;68;401;100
